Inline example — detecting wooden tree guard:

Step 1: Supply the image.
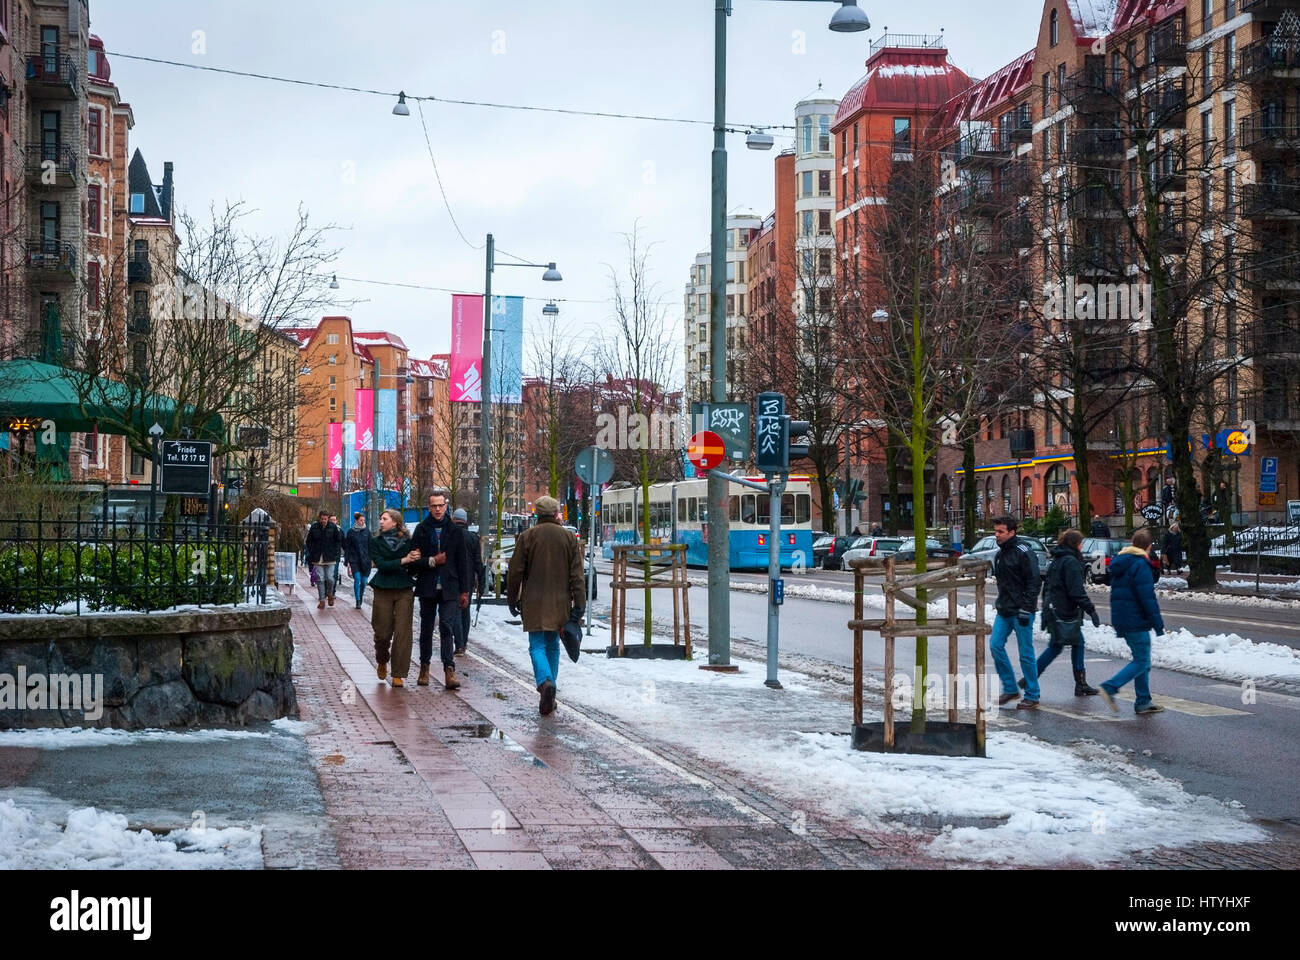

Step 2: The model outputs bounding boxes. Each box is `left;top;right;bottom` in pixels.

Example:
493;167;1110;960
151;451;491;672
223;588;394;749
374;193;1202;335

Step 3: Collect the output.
848;555;993;756
609;543;691;658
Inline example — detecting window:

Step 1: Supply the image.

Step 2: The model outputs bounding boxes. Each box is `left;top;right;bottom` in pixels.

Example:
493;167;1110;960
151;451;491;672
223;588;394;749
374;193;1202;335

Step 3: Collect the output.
134;239;148;263
131;450;145;475
801;210;814;236
41;110;59;160
1202;48;1212;95
86;260;100;310
818;210;832;235
326;333;339;344
329;397;337;412
893;117;911;149
818;114;830;152
1050;8;1059;46
818;250;832;275
801;170;813;197
88;108;101;156
1202;111;1213;161
726;261;736;283
328;375;337;391
129;193;145;214
726;295;734;316
1201;0;1212;30
328;354;337;364
818;170;831;196
1224;100;1235;154
1057;64;1066;110
1225;34;1236;77
1042;72;1050;110
86;183;100;232
801;116;813;154
88;47;98;77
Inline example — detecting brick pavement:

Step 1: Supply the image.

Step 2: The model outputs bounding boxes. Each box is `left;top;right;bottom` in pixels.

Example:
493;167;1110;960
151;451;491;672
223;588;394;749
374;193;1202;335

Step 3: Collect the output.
286;573;1300;869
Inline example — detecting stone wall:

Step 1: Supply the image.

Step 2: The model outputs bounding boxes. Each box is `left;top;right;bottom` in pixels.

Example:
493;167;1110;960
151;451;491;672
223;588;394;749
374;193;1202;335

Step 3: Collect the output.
0;603;296;729
1228;554;1300;577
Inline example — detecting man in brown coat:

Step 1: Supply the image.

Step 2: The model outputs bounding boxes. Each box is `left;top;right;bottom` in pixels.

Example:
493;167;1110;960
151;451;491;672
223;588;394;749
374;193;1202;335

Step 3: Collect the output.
506;496;585;716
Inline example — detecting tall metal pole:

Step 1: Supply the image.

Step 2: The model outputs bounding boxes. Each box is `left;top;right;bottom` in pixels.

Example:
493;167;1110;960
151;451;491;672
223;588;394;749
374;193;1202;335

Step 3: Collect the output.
586;446;598;636
766;472;786;688
707;0;732;666
149;433;159;533
371;358;380;529
480;234;494;540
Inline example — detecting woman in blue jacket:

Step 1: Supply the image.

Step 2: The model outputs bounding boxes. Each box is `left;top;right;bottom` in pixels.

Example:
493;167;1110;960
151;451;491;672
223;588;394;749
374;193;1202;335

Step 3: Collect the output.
1098;529;1166;715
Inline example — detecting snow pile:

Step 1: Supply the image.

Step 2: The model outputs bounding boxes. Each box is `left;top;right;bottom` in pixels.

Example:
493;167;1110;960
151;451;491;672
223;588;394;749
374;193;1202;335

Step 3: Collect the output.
0;727;278;750
1079;623;1300;684
0;801;262;869
1212;525;1298;551
473;608;1266;865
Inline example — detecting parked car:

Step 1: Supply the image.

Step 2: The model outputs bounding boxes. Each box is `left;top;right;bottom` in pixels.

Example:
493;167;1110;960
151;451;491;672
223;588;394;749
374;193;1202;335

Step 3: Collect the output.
963;534;1051;576
486;539;597;598
1080;537;1128;584
812;535;858;570
840;536;905;566
891;537;960;563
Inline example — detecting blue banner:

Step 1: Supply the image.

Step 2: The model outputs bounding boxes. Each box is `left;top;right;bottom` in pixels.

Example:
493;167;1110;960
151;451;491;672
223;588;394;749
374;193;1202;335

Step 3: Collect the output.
377;389;397;451
491;295;524;404
343;421;358;471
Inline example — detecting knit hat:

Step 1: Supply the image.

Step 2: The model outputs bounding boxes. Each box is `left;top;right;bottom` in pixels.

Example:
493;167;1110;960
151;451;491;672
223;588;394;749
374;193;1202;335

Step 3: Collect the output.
535;496;560;516
452;508;468;522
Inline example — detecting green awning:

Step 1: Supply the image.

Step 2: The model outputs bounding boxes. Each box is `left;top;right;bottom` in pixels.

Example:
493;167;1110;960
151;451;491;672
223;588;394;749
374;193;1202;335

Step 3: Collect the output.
0;359;224;437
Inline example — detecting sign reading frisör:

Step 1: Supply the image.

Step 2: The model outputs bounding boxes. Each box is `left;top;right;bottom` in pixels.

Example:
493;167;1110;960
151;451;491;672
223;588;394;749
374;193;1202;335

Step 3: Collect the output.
160;440;212;496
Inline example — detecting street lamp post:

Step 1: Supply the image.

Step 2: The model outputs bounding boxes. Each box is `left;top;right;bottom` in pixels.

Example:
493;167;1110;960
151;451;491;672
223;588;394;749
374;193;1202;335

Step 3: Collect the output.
148;421;163;533
479;234;561;546
706;0;869;668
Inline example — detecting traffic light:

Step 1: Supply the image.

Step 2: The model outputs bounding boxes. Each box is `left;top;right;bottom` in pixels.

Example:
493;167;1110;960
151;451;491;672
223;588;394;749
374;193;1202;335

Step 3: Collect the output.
787;419;810;462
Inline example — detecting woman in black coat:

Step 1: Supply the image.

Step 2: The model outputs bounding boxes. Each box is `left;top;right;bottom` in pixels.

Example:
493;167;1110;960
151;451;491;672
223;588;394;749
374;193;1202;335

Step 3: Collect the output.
1034;529;1102;696
343;512;372;610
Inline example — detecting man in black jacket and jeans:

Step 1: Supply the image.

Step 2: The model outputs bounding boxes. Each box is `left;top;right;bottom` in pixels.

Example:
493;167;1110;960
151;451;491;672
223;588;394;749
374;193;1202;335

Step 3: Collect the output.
412;490;471;689
990;515;1043;709
451;508;484;655
304;510;344;610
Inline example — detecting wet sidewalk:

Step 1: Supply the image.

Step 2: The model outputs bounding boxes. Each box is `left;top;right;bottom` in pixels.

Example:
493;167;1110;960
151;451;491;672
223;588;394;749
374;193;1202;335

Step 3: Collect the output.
288;574;925;869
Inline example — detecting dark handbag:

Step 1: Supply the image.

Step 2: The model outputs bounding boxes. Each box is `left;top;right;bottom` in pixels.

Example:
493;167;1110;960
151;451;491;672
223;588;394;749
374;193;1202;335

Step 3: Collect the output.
1049;614;1083;646
561;609;583;663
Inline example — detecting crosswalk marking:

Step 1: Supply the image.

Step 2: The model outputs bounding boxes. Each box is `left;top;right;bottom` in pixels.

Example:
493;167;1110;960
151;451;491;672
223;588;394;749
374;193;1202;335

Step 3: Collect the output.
1206;684;1300;710
1110;690;1250;717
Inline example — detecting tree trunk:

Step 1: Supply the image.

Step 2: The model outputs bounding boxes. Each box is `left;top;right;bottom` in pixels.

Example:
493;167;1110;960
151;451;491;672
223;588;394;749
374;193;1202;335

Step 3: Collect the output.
962;436;977;550
1070;404;1091;531
909;286;928;734
885;441;900;536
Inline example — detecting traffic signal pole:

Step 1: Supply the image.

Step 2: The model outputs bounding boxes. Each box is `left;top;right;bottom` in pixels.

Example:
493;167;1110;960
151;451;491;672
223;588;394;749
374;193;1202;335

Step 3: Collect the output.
765;472;786;689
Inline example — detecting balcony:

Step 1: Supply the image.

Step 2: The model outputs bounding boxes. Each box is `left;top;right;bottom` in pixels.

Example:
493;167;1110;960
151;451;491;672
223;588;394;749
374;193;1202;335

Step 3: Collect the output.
1064;64;1124;111
127;257;153;285
1068;132;1125;163
1008;429;1035;457
25;239;77;280
129;312;151;335
1241;249;1300;289
1147;83;1187;129
1236;37;1300;84
1150;18;1186;65
1252;319;1300;358
1152;152;1187;193
26;144;77;188
992;217;1034;256
1075;183;1123;219
1240;181;1300;219
961;180;1020;217
1241;0;1297;18
1240;111;1300;154
25;48;79;100
1157;215;1187;254
955;129;1011;165
1247;391;1300;430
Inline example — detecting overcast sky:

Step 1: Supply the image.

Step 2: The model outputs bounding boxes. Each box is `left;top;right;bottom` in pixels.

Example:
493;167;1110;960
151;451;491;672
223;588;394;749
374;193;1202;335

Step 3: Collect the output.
92;0;1044;373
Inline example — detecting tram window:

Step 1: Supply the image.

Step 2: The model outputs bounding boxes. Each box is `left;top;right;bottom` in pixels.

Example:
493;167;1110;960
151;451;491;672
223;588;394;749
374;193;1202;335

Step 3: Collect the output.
729;496;739;522
756;496;770;524
797;494;811;524
688;498;697;522
781;493;795;523
741;495;757;524
678;498;686;522
621;503;631;525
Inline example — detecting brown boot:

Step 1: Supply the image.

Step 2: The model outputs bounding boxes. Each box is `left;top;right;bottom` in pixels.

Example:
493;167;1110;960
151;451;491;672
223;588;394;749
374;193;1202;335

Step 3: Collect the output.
318;599;325;610
376;661;387;681
417;664;430;686
327;595;334;607
444;667;461;691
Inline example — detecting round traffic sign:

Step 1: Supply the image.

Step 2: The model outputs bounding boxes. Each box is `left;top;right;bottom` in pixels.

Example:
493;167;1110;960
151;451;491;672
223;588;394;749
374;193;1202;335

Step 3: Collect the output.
1225;430;1249;455
575;446;615;486
687;431;726;472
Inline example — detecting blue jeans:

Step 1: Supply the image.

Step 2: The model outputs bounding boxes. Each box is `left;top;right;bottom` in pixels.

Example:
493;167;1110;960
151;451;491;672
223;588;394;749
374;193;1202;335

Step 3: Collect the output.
1037;639;1086;675
1101;631;1153;710
528;632;561;689
313;563;337;601
991;612;1039;700
352;565;370;606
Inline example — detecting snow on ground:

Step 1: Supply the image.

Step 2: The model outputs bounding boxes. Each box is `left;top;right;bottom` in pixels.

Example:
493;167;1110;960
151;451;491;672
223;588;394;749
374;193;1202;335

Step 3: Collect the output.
472;608;1266;865
0;726;280;750
0;798;262;869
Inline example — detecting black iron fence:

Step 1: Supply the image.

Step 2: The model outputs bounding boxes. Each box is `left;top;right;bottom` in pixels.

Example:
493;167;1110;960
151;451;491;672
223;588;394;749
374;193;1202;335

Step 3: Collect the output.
0;506;276;615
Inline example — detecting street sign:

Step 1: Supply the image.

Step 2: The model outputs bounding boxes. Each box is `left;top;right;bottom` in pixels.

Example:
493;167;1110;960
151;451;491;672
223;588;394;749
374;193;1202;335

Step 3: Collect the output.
1140;504;1163;525
1261;456;1279;494
772;577;784;606
687;431;726;472
1226;430;1250;455
160;440;212;496
691;401;751;461
237;425;270;450
1289;500;1300;524
755;392;787;473
574;446;615;486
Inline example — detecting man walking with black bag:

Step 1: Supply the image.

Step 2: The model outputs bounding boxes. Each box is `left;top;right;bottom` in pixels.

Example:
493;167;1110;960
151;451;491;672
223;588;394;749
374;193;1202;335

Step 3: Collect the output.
1029;529;1101;696
451;508;484;656
411;490;471;689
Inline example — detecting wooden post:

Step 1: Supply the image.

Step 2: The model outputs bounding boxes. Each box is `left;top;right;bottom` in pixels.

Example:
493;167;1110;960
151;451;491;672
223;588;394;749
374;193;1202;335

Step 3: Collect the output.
853;562;864;727
947;583;958;724
680;549;692;659
883;559;897;748
975;566;987;751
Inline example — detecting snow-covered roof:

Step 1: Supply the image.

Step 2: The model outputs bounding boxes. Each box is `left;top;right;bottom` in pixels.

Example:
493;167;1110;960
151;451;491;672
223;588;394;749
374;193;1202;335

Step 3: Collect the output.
354;331;410;352
1066;0;1121;37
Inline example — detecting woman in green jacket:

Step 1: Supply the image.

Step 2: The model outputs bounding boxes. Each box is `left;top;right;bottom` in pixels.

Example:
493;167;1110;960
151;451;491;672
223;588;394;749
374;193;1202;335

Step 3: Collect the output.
369;509;421;687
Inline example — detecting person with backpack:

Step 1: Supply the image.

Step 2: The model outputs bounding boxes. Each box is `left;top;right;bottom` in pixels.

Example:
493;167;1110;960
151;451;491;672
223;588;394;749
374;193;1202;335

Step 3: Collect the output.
1030;529;1101;696
1097;529;1166;715
451;508;484;656
989;515;1043;709
343;512;371;609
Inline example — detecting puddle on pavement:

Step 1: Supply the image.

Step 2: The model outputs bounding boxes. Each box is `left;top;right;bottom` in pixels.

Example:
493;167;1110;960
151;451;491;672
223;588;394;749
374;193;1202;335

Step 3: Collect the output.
445;725;547;767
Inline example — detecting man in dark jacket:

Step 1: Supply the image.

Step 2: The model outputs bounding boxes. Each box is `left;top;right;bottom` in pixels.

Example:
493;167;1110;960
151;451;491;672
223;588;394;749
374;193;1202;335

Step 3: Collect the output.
1089;516;1109;538
1161;523;1183;574
451;508;484;656
343;512;372;609
304;510;344;610
1033;529;1101;696
507;496;584;716
1098;528;1166;715
990;515;1043;708
411;489;471;689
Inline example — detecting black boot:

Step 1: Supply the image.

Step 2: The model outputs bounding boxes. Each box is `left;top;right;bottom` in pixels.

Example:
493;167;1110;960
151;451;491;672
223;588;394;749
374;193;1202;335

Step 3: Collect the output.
1073;669;1099;696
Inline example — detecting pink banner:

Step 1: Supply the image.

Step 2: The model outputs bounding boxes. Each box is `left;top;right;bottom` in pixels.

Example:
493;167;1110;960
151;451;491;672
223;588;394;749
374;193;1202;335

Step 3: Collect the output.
354;389;374;451
449;294;484;402
328;422;343;489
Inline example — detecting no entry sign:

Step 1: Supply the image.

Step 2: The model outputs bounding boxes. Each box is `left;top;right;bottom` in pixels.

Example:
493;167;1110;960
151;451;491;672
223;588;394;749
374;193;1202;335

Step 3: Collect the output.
687;431;725;472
